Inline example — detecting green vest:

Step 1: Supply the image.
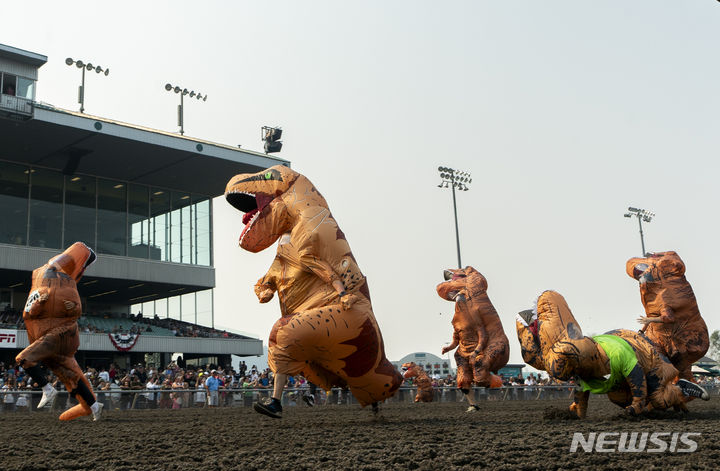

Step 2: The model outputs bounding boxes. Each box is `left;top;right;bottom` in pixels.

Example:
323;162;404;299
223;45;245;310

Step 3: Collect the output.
579;335;638;394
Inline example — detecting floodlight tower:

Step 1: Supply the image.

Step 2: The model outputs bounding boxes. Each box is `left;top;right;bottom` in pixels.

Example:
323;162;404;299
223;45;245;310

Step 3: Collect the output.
164;83;207;135
65;57;109;113
437;166;471;268
624;207;655;256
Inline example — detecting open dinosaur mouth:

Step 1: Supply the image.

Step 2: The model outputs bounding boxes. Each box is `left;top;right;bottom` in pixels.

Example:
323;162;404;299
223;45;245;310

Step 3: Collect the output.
226;191;274;245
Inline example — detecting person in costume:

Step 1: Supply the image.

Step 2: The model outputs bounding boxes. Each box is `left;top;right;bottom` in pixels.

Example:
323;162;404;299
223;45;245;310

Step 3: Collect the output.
15;242;103;421
401;362;433;403
626;251;709;382
516;290;708;419
437;267;508;412
225;165;402;418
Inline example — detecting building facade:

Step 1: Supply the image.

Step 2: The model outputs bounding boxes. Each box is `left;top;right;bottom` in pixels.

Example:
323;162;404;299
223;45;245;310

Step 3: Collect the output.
0;43;288;368
394;352;453;378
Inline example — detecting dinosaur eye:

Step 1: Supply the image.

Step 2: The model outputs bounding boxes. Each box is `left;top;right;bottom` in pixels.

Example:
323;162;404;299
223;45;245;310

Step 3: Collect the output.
264;172;272;180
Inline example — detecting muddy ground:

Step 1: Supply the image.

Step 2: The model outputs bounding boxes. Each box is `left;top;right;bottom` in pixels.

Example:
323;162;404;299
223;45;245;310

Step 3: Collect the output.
1;395;718;471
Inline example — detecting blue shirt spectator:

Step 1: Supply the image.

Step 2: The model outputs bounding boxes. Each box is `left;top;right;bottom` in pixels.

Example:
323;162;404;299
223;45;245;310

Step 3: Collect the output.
205;373;221;391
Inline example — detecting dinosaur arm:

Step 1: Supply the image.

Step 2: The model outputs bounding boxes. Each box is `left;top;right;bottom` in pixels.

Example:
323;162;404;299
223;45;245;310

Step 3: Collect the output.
570;387;589;419
24;288;50;318
254;256;282;303
637;307;673;326
516;320;544;370
442;332;460;354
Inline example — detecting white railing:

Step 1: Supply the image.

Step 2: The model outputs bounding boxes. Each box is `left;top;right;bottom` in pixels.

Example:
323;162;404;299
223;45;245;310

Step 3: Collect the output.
0;94;33;115
1;384;716;414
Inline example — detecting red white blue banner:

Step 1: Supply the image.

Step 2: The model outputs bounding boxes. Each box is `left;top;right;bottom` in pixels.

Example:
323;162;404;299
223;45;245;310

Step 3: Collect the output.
108;332;140;352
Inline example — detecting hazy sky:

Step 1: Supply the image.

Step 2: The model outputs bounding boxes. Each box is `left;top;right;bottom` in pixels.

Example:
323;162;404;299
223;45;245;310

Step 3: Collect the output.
5;1;719;366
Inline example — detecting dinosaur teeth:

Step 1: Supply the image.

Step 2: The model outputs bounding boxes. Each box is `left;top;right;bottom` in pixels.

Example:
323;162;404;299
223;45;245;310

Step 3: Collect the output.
239;209;261;245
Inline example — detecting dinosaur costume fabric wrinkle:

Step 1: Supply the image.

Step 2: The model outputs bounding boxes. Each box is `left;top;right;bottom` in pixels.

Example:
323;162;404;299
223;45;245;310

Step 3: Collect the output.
437;267;509;389
402;362;433;402
626;251;709;381
226;166;402;406
15;242;97;421
516;290;685;418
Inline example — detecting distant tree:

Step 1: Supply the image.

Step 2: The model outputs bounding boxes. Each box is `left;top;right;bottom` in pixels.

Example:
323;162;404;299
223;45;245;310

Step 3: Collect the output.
710;330;720;362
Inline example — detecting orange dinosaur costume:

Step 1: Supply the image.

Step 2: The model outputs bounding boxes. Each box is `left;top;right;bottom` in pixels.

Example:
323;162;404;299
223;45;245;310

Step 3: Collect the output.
225;165;402;408
626;251;709;381
15;242;102;421
516;290;707;418
438;267;508;390
401;362;433;402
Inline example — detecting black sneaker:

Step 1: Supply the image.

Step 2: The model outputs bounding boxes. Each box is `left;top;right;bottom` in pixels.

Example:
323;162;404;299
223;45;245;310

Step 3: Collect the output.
254;398;283;418
302;395;315;407
678;379;709;401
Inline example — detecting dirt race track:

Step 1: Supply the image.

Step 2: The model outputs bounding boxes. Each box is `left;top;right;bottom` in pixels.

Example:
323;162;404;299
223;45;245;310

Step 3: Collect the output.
1;395;718;471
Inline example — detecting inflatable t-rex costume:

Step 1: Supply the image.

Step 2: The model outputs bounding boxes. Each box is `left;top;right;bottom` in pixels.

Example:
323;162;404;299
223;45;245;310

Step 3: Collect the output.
225;165;402;408
516;290;707;419
15;242;102;421
401;362;433;402
438;267;508;390
626;251;709;381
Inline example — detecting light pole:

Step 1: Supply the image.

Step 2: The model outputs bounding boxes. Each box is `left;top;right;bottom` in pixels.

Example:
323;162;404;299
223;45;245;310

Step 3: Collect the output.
624;206;654;256
164;83;207;135
437;166;471;268
65;57;109;113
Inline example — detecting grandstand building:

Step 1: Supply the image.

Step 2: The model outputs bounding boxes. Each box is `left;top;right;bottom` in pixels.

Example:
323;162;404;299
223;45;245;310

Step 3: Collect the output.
0;43;288;370
394;352;454;377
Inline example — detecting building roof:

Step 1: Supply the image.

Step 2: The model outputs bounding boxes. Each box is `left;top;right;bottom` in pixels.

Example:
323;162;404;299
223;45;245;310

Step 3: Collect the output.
0;44;47;67
0;103;290;197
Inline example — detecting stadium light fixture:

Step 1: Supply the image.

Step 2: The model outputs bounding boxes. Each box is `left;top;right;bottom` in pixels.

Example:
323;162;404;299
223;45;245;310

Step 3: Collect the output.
65;57;110;113
262;126;283;154
165;82;207;135
437;166;472;268
624;206;655;256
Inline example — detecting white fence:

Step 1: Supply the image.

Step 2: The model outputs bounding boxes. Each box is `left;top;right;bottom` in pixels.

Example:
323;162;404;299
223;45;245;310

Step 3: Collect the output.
1;384;717;414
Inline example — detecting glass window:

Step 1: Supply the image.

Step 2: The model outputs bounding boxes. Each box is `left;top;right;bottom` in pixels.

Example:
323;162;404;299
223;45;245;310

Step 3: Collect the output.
64;175;95;249
97;179;127;255
150;189;170;261
17;77;34;100
170;192;189;263
181;201;192;264
0;161;29;245
29;168;63;249
181;293;195;323
0;290;10;310
168;295;180;320
196;289;213;327
193;197;211;266
2;74;17;96
141;301;154;317
128;184;149;259
155;298;167;319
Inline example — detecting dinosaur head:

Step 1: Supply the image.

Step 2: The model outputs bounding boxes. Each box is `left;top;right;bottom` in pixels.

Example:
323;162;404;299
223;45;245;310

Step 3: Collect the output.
436;266;487;303
225;165;298;252
546;337;604;381
401;362;420;379
47;242;97;282
626;251;685;285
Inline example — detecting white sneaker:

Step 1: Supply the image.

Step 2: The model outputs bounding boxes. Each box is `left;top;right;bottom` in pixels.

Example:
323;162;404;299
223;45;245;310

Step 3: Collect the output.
37;386;57;408
465;405;480;413
92;402;104;421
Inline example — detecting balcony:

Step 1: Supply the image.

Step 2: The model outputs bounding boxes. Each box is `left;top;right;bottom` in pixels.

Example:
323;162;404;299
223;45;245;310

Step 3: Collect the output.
0;94;33;119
